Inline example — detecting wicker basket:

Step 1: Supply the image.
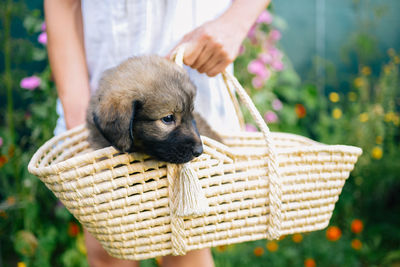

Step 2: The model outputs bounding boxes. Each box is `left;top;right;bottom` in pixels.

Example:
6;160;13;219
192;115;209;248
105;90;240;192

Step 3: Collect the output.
28;47;362;260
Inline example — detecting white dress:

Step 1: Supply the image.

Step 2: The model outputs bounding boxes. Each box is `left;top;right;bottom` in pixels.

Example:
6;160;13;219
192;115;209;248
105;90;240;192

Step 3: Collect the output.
55;0;240;135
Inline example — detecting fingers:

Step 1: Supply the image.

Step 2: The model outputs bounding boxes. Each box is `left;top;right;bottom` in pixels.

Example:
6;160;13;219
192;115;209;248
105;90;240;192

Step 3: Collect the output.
189;42;232;76
183;40;206;67
166;22;238;76
205;58;231;77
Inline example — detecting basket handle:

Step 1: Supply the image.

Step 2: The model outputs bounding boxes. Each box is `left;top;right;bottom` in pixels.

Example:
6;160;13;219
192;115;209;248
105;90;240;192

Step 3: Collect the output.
170;45;282;239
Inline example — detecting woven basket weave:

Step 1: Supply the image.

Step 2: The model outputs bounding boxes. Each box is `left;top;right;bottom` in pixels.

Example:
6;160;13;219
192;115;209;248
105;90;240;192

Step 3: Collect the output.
28;47;362;260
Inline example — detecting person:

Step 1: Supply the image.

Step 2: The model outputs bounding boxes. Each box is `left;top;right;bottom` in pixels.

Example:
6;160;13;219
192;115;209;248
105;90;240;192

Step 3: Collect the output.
44;0;270;266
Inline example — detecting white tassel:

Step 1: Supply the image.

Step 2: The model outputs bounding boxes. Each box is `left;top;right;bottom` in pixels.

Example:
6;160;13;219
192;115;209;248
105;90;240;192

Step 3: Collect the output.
174;163;209;217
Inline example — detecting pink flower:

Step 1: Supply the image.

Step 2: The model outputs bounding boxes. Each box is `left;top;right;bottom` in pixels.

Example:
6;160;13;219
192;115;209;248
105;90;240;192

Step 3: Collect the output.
38;32;47;45
20;76;41;90
264;111;278;123
41;22;46;32
271;59;284;71
256;10;273;24
269;29;282;41
0;137;3;147
259;53;272;64
247;25;256;39
252;76;265;89
248;60;269;79
268;47;281;59
24;112;32;120
245;124;257;132
239;45;245;55
272;99;283;111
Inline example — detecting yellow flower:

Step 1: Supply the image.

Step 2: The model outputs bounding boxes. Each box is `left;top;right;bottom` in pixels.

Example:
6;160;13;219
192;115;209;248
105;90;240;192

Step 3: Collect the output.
384;65;392;75
329;92;340;103
359;113;369;122
393;114;400;126
384;112;395;122
395;56;400;64
371;147;383;160
292;233;303;243
332;108;342;119
388;48;395;57
354;77;365;88
351;239;362;250
18;262;26;267
76;233;87;255
348;92;357;102
361;66;371;76
266;241;279;252
376;136;383;144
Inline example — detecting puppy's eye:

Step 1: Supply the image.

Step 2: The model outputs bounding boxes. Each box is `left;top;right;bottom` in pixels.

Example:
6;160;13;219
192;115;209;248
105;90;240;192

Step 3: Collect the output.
161;115;175;125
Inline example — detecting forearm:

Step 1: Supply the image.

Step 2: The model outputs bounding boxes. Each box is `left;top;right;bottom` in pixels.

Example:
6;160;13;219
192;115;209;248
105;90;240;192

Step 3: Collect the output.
45;0;90;129
220;0;271;41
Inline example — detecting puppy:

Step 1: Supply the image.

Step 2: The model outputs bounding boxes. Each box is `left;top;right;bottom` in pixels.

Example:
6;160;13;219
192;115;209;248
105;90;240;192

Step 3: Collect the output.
86;55;222;164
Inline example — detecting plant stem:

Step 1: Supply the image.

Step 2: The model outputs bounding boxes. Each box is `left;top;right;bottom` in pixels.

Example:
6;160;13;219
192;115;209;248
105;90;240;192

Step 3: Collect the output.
4;0;14;145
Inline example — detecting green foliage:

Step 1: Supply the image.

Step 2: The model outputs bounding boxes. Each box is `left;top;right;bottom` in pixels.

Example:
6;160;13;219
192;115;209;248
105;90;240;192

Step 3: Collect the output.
0;2;85;267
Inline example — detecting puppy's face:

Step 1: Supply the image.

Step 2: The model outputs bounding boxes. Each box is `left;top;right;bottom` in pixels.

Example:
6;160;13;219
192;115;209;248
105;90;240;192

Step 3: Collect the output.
88;55;203;164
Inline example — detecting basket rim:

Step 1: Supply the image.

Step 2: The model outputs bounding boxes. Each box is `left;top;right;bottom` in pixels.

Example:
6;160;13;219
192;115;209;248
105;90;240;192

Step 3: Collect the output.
28;124;362;177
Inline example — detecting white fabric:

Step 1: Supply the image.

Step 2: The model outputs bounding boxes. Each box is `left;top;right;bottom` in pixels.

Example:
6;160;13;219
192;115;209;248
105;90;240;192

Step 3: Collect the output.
55;0;240;136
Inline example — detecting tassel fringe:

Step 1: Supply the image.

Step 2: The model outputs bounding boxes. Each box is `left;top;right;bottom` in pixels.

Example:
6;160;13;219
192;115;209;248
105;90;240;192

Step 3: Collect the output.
173;163;209;217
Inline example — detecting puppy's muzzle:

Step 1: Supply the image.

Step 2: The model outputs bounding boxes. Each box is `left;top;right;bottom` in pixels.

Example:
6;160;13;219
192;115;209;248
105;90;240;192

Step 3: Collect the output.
192;143;203;157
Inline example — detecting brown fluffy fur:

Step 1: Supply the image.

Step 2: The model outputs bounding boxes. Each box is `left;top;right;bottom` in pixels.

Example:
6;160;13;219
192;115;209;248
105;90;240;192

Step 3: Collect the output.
86;55;221;163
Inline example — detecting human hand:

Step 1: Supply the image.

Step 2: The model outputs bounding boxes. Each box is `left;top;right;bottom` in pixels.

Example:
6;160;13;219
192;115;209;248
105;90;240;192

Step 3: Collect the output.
169;17;248;77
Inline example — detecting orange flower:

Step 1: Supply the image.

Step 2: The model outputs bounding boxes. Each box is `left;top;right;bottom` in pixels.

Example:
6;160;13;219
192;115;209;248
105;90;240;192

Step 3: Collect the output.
68;222;80;237
216;245;227;252
155;257;162;266
253;246;264;257
326;226;342;241
266;241;278;252
292;233;303;243
8;145;15;158
0;210;7;218
295;104;306;118
6;196;16;206
0;155;8;168
351;239;362;250
351;219;364;234
304;258;316;267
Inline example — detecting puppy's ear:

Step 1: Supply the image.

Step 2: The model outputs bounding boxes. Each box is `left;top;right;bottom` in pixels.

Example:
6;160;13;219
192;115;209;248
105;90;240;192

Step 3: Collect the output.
92;100;141;152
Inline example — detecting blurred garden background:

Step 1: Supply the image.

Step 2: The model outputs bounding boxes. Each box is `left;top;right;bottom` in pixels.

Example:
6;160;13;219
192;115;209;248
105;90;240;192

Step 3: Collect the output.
1;0;399;266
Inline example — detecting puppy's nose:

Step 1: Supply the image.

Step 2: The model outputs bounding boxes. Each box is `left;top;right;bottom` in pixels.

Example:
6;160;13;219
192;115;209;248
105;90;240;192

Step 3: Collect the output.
192;144;203;157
